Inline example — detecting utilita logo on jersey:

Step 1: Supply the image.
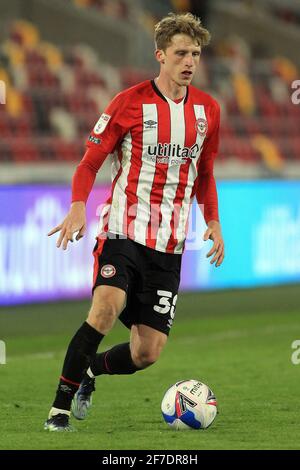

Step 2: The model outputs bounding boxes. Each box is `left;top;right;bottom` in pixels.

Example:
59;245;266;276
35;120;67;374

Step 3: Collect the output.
147;143;200;165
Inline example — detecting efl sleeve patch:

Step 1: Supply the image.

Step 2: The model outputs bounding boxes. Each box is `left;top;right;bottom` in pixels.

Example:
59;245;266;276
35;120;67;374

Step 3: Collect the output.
94;113;111;135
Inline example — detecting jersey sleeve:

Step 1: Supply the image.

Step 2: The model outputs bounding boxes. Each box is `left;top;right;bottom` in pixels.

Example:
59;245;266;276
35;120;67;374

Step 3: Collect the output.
87;91;130;155
71;146;108;203
196;101;220;224
71;91;130;203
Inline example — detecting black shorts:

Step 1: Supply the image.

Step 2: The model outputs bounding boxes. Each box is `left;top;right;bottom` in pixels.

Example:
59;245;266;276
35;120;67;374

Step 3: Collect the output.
92;234;182;336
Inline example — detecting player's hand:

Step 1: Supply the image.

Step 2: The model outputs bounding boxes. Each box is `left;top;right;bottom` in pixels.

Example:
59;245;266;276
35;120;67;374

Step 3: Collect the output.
203;220;225;267
47;201;87;250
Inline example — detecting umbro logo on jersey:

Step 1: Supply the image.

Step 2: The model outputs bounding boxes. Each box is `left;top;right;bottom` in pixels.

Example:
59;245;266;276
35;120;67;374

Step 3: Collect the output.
144;119;157;129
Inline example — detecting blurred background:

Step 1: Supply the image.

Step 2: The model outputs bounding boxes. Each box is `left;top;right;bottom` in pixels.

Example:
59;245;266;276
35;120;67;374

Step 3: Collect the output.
1;0;300;451
0;0;300;305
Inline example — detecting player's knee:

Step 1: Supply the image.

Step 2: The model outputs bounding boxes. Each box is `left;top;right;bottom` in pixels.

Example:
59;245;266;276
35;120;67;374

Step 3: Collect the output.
88;301;119;333
131;347;161;369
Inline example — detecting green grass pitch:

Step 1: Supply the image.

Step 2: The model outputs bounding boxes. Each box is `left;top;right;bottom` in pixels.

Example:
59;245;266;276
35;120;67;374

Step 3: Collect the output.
0;284;300;450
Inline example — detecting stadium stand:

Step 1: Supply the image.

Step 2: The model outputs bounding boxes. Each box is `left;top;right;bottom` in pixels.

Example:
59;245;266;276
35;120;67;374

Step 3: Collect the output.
232;0;300;26
68;0;130;19
0;19;121;164
0;7;299;178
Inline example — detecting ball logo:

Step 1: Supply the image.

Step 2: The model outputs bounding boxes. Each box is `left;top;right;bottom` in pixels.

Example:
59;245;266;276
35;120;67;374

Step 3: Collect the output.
175;391;197;417
101;264;116;278
195;118;208;136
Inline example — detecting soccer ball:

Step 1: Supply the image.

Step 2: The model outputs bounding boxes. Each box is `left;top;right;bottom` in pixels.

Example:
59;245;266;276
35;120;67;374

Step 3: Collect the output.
161;379;217;430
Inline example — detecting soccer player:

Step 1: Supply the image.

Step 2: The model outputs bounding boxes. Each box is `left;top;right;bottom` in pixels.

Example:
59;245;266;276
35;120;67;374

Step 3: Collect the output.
44;12;224;431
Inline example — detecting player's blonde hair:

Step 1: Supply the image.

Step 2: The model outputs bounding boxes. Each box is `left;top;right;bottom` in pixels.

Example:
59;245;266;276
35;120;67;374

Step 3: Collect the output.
154;12;211;51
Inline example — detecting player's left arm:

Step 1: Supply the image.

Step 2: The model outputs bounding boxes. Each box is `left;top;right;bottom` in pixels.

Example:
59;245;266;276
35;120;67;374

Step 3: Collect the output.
196;101;225;267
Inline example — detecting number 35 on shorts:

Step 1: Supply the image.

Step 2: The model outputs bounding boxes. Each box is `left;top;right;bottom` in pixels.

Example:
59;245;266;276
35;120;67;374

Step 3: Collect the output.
154;290;178;327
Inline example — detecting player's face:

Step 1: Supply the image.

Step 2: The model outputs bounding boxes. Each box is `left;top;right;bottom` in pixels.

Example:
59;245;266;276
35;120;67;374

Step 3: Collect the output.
157;34;201;87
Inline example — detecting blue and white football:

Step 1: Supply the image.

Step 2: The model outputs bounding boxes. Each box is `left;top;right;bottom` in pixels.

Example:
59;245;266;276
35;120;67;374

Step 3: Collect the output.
161;379;217;430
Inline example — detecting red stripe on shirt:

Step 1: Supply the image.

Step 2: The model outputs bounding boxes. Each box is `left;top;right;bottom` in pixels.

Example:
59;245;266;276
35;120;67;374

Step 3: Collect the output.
146;101;171;249
124;124;143;240
166;103;197;252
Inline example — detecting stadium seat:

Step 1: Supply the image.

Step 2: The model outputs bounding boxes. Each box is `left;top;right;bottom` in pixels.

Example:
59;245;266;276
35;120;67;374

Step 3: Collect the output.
0;18;298;168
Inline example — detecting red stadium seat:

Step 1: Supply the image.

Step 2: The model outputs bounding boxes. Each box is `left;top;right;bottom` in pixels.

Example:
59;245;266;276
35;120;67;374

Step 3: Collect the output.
0;19;297;165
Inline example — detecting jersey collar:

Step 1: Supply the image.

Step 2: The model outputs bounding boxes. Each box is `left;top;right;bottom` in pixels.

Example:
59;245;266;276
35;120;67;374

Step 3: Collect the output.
151;79;189;104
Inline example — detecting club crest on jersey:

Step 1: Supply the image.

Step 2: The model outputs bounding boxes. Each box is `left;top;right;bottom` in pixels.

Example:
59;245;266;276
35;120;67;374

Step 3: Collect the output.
195;118;208;136
94;113;111;134
100;264;116;278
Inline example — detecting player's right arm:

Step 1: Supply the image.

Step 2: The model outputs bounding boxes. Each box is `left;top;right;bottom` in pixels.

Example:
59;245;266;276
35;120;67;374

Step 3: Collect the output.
48;91;129;250
47;143;108;250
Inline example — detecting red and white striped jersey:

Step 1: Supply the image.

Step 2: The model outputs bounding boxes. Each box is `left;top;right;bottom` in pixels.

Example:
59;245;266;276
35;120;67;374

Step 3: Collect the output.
82;80;220;254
